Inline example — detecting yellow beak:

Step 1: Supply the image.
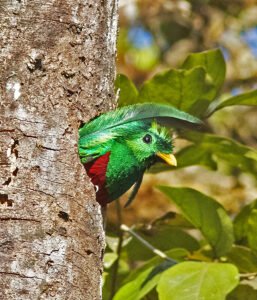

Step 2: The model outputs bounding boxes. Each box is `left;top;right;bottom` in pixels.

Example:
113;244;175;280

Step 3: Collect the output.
157;152;177;167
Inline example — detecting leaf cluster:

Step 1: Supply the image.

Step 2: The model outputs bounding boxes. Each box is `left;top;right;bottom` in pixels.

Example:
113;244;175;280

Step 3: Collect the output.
104;49;257;300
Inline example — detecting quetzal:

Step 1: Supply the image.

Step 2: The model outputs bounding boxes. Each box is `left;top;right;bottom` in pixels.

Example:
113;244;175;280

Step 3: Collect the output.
79;103;201;206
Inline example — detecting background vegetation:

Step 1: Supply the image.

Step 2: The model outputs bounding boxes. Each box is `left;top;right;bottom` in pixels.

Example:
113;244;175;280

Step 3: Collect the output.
104;1;257;299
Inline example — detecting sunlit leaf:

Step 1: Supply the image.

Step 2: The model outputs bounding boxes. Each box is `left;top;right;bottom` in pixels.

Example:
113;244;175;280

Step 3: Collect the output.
124;224;199;261
176;144;217;169
151;130;257;175
158;186;234;257
157;262;239;300
104;252;118;269
115;74;138;106
152;211;194;229
113;264;158;300
150;143;217;173
114;261;174;300
114;249;186;300
116;49;227;116
106;235;131;253
226;245;257;273
182;131;257;177
234;199;257;241
106;236;119;252
138;67;209;116
234;199;257;251
212;89;257;113
247;210;257;251
182;48;226;100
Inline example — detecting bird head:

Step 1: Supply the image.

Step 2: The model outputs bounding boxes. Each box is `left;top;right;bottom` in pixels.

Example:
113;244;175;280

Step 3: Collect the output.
79;103;201;166
115;120;177;168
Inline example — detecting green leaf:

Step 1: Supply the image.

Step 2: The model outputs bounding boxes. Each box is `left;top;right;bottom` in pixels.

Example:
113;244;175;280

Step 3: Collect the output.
182;131;257;177
124;248;188;283
157;262;239;300
115;74;139;106
227;284;257;300
175;144;218;170
234;199;257;250
114;249;187;300
124;224;199;261
152;211;194;229
113;266;156;300
150;143;217;173
152;131;257;176
106;236;119;252
102;258;130;300
158;186;234;257
234;199;257;241
226;245;257;273
212;89;257;113
182;48;226;99
138;67;209;116
114;261;174;300
104;252;118;269
247;210;257;251
116;49;227;117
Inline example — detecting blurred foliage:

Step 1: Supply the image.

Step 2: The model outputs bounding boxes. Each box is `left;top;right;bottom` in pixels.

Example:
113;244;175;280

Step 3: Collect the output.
111;0;257;223
104;1;257;299
118;0;257;88
104;47;257;300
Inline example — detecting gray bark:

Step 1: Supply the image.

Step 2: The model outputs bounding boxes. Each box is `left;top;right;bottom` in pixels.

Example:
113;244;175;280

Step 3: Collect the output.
0;0;118;299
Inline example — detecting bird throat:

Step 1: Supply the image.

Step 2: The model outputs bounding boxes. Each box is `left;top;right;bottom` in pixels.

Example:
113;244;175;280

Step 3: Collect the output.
105;142;147;202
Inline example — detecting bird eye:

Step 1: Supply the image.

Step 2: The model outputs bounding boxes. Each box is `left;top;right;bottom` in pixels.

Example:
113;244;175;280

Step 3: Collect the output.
143;134;152;144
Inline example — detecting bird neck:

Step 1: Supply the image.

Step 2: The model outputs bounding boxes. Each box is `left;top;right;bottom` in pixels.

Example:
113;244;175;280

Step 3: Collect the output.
105;141;145;200
108;141;143;172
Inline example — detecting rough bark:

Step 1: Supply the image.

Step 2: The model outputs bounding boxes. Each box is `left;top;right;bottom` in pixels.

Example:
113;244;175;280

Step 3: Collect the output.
0;0;118;299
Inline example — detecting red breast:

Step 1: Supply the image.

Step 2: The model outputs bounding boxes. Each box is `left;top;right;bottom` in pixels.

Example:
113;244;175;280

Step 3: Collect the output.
84;152;111;206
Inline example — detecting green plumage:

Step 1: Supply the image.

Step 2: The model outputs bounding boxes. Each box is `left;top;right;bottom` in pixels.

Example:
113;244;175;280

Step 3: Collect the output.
79;103;201;205
79;103;201;163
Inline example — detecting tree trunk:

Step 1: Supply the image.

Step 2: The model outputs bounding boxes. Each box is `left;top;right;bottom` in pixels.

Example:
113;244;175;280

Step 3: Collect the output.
0;1;118;299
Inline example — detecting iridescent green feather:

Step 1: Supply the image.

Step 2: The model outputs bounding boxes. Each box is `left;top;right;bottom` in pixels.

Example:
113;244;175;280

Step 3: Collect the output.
79;103;202;163
79;121;151;163
79;103;201;138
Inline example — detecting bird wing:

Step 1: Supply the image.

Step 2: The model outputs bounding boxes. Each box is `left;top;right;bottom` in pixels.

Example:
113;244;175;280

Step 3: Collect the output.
124;173;144;208
79;132;114;163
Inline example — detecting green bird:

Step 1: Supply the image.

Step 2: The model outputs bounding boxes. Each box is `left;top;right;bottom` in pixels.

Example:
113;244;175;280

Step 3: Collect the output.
79;103;201;206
